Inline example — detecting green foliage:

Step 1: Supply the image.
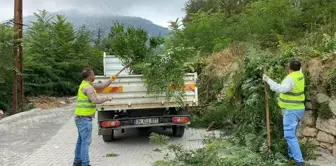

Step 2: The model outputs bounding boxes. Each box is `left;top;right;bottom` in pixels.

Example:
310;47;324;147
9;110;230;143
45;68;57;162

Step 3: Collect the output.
23;10;103;97
141;46;194;96
105;23;149;67
105;23;194;99
321;33;336;53
183;11;228;54
149;132;170;146
0;24;15;112
326;69;336;96
316;102;333;120
187;44;315;164
190;101;238;130
104;23;166;71
0;10;104;113
182;0;336;49
155;136;316;166
197;74;225;105
22;9;170;37
184;0;251;23
316;33;336;60
105;153;119;158
154;0;335;164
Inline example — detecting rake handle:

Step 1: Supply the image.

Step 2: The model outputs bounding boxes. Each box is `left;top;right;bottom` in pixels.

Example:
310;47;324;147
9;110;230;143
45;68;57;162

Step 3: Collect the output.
264;66;271;153
115;64;130;77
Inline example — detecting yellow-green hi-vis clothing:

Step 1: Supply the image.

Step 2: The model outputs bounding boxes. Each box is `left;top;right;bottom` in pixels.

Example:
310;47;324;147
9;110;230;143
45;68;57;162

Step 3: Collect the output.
278;71;305;110
75;81;97;116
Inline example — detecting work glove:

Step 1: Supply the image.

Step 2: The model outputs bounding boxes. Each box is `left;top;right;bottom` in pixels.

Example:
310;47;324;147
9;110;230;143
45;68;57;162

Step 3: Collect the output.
110;75;117;81
262;74;269;82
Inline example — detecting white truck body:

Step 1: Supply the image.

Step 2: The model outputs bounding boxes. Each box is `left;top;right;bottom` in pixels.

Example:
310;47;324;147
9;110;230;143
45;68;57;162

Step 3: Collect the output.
102;52;130;76
94;54;199;111
95;53;198;141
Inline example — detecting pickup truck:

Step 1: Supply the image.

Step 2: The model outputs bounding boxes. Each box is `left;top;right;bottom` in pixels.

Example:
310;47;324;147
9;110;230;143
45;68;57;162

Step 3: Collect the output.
93;54;199;142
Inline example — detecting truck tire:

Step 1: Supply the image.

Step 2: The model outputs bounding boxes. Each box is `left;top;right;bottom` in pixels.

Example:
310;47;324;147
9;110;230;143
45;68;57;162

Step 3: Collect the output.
172;125;185;137
102;130;114;142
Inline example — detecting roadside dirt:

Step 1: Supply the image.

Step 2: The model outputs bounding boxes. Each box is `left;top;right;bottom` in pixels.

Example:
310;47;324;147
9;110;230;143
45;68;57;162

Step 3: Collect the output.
28;96;76;110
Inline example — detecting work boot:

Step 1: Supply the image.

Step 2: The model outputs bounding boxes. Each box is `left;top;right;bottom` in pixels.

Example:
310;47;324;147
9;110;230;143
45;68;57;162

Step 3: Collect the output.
295;162;304;166
73;162;81;166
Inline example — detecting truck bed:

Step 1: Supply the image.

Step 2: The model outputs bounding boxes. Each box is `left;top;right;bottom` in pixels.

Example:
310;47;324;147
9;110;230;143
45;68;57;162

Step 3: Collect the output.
94;73;198;111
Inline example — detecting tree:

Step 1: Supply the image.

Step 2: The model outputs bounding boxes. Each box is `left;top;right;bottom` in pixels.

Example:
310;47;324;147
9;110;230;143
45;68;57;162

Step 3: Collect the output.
105;22;162;69
24;10;103;96
183;0;254;23
0;24;15;112
94;26;102;47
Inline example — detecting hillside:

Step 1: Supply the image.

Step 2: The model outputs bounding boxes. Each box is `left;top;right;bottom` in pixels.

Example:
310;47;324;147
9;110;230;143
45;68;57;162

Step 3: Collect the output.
8;9;170;37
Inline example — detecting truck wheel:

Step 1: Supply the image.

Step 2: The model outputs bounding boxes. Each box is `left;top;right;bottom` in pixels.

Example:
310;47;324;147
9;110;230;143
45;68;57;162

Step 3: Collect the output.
102;130;114;142
172;126;185;137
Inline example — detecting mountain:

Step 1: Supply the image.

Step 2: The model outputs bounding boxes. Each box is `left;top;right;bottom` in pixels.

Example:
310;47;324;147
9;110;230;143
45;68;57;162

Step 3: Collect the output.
6;9;171;37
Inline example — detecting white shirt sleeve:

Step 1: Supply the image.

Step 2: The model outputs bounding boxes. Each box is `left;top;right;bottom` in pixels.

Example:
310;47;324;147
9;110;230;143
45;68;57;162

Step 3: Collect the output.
266;77;294;94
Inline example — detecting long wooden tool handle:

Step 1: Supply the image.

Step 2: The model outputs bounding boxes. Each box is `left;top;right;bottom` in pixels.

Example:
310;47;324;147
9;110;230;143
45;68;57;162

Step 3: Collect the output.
264;67;271;152
115;64;130;77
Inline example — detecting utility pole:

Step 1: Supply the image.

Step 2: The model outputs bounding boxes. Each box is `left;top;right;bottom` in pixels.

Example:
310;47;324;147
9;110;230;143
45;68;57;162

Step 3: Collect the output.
12;0;23;114
18;0;24;110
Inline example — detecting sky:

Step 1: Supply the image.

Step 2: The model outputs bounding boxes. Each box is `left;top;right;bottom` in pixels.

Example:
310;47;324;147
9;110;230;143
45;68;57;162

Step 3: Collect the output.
0;0;188;27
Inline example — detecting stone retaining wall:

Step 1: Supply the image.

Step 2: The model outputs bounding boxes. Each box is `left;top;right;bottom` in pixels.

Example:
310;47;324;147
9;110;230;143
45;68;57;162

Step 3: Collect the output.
299;93;336;156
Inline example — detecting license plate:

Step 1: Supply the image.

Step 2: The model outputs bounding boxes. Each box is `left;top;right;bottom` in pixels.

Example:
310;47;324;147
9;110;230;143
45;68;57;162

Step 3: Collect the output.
135;118;159;125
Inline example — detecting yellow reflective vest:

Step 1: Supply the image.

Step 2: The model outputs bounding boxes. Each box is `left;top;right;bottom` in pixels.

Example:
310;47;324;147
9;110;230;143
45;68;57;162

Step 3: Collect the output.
278;71;305;110
75;81;97;116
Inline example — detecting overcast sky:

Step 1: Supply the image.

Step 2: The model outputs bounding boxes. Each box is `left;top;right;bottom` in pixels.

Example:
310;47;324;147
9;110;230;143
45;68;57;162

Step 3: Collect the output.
0;0;187;27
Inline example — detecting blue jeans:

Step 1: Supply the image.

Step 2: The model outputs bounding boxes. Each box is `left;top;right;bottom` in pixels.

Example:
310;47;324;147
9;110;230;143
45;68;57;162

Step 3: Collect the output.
283;109;305;163
74;117;92;166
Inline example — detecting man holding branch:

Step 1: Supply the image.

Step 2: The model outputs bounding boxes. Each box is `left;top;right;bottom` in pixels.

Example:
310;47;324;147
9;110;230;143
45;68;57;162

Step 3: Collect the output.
263;59;305;166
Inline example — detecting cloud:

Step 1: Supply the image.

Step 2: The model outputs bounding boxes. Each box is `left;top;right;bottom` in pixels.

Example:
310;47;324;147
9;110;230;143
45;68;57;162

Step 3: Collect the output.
0;0;187;27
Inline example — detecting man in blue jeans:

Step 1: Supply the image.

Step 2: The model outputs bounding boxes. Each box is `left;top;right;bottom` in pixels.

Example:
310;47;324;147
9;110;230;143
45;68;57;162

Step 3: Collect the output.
73;68;116;166
263;59;305;166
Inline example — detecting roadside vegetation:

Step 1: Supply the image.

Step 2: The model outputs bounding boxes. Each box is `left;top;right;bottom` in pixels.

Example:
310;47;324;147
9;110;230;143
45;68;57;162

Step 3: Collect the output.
151;0;336;165
1;0;336;165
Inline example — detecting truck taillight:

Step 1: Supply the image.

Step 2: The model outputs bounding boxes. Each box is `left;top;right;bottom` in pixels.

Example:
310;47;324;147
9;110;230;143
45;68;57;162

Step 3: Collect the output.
172;117;189;124
101;121;120;128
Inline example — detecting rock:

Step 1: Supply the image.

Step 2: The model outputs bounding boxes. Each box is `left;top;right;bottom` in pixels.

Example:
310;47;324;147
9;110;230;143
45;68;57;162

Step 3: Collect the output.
306;102;313;110
307;58;323;87
329;100;336;116
64;98;71;103
60;101;66;105
306;94;312;102
316;117;336;136
317;131;335;144
316;93;330;104
317;146;332;154
333;146;336;157
308;138;320;146
302;110;316;127
332;96;336;100
297;128;304;139
302;127;318;137
320;142;333;149
69;96;77;101
328;145;334;153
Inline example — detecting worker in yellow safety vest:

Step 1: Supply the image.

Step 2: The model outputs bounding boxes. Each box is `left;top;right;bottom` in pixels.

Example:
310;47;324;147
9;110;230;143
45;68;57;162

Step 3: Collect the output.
73;68;116;166
263;59;305;166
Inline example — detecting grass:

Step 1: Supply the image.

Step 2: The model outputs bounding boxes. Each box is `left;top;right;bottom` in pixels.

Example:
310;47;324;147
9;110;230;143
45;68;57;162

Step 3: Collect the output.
105;153;119;158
